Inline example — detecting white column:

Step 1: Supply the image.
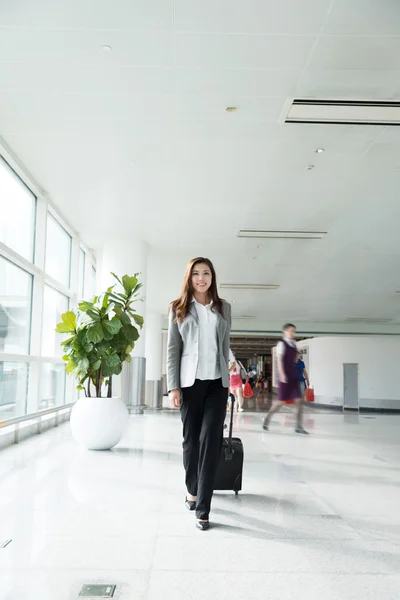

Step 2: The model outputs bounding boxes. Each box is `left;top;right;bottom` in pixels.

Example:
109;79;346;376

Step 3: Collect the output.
145;312;163;409
99;240;148;413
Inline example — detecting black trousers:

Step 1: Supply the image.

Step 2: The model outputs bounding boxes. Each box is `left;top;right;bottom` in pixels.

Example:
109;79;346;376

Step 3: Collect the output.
180;378;228;520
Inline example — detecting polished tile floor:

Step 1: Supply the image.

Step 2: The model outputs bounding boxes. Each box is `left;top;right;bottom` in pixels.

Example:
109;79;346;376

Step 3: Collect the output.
0;406;400;599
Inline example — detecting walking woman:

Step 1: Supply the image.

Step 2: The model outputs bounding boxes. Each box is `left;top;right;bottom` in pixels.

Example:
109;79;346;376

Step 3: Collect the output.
167;257;231;531
262;323;309;435
229;349;244;412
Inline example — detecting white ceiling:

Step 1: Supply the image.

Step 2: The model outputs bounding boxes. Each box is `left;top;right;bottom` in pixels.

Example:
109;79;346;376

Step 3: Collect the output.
1;0;400;330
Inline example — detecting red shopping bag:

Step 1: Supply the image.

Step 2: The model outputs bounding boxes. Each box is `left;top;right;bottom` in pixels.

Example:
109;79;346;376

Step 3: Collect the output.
305;387;314;402
243;382;254;398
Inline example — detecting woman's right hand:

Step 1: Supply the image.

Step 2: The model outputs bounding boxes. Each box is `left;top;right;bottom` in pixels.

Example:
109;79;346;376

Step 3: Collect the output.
169;389;181;409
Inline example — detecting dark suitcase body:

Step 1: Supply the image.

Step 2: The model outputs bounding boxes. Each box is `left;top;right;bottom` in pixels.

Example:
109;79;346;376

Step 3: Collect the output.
214;394;244;494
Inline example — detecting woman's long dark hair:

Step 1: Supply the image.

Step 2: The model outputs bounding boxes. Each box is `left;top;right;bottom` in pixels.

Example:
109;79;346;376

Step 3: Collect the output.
169;257;224;323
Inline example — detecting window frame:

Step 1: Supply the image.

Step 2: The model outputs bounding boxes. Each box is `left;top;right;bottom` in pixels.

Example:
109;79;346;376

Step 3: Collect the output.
0;144;96;420
0;154;37;263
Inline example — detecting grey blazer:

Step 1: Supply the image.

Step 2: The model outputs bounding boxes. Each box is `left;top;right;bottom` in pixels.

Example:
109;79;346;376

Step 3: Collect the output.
167;300;231;391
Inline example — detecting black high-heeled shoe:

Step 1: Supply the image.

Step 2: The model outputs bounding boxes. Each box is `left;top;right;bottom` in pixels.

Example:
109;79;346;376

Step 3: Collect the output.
185;496;196;511
196;520;210;531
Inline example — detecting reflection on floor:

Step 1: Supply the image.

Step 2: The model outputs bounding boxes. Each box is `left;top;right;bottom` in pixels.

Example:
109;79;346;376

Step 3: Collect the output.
0;407;400;599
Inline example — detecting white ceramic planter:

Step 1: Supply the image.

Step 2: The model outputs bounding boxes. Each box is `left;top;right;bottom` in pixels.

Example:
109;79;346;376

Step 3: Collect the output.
70;396;129;451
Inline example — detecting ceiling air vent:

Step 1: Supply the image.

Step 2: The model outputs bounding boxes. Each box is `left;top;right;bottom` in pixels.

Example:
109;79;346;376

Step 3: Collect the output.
284;99;400;126
220;283;279;290
238;229;327;240
345;318;392;324
235;315;256;320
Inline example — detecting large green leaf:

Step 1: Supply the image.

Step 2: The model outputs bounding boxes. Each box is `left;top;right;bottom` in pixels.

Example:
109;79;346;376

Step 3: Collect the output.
107;292;125;304
78;358;89;372
55;311;77;334
104;302;115;316
61;335;75;348
123;323;140;343
66;359;78;375
92;359;101;371
122;275;138;295
87;309;100;321
120;311;131;325
86;322;104;343
103;317;122;335
103;353;122;377
104;353;120;368
112;363;122;376
78;301;94;312
132;314;144;328
102;329;114;341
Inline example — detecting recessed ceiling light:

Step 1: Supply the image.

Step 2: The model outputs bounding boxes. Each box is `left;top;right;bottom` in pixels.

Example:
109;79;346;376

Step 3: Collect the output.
225;106;239;112
101;45;112;52
314;148;325;153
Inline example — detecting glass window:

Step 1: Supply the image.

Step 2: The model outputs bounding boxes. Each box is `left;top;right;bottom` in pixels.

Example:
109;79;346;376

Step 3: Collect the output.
0;361;28;419
39;363;65;410
0;256;32;355
0;157;36;262
45;213;71;287
41;285;68;358
78;248;86;298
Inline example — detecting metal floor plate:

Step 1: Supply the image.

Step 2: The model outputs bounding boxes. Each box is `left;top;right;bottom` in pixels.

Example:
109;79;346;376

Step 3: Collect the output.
78;584;116;597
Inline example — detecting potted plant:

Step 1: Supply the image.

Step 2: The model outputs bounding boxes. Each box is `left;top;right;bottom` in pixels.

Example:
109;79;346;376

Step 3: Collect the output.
56;273;144;450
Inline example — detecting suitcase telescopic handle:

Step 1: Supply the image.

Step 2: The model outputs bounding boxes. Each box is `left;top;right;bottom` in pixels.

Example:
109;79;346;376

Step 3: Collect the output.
227;393;235;452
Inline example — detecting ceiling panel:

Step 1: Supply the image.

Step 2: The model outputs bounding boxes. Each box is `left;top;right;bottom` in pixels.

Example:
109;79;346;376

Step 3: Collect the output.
0;91;176;127
323;0;400;35
0;28;174;66
0;63;175;94
174;67;301;97
174;0;331;34
0;0;173;30
310;36;400;70
174;33;316;69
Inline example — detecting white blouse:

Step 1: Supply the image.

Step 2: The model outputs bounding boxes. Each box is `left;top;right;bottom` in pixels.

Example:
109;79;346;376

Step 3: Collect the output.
192;299;221;381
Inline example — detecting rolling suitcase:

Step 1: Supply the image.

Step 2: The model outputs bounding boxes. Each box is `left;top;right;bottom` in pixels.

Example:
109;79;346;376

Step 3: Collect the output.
214;393;244;495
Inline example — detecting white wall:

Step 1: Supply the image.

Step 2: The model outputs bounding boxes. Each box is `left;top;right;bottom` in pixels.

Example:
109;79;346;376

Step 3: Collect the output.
297;336;400;410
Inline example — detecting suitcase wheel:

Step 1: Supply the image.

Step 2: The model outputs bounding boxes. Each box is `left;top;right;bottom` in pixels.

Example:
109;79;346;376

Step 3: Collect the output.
233;475;242;495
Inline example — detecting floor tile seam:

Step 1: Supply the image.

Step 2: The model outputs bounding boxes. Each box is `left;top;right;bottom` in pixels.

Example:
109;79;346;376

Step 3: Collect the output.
0;567;152;573
154;534;362;540
146;491;163;594
146;568;399;575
